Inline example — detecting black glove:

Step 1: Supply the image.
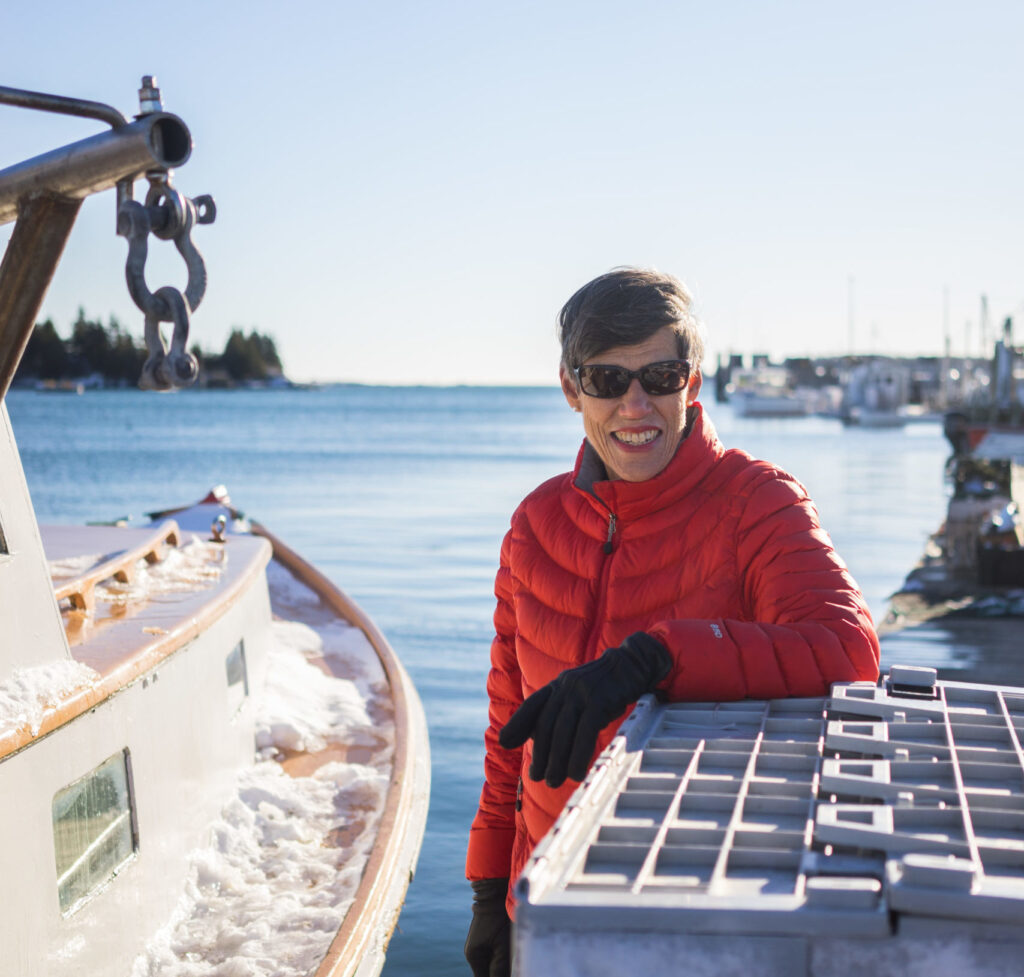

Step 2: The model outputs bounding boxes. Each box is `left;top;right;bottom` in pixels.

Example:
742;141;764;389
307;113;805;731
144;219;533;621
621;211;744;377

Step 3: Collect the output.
465;877;511;977
499;632;671;788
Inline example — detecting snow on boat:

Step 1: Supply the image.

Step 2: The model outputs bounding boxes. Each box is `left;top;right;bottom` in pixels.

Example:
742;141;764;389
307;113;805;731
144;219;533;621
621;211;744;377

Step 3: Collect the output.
0;80;429;976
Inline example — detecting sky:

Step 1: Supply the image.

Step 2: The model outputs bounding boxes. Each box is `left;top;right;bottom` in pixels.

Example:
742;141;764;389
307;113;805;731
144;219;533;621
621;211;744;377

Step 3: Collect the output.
2;1;1023;384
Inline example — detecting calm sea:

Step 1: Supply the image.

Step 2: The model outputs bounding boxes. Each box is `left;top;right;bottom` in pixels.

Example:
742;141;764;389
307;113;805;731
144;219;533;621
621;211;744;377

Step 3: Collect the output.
7;386;1012;976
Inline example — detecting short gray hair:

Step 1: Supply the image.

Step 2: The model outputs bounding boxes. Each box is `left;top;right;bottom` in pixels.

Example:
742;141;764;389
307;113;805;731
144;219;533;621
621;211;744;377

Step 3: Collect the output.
558;268;704;374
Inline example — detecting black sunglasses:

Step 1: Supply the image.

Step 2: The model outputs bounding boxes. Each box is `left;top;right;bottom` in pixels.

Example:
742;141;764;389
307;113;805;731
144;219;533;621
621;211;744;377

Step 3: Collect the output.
574;359;691;399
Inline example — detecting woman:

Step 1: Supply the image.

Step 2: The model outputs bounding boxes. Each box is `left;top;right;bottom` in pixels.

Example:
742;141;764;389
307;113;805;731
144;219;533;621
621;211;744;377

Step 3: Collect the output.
464;268;879;976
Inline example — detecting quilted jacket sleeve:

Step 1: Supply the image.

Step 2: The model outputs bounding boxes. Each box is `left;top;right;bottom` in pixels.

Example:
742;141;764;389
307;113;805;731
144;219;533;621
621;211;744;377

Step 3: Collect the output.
648;469;879;701
466;529;523;880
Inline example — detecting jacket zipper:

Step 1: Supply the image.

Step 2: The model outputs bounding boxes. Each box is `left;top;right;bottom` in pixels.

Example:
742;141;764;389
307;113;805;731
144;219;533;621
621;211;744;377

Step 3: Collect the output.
515;776;523;811
603;512;617;554
581;504;618;659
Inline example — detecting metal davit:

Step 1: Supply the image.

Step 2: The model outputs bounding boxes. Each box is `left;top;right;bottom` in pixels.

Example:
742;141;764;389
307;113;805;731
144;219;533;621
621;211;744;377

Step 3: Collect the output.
0;76;215;398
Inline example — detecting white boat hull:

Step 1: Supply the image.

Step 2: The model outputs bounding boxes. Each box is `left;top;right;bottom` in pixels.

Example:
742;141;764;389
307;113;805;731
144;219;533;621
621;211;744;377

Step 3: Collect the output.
0;499;429;976
0;551;272;976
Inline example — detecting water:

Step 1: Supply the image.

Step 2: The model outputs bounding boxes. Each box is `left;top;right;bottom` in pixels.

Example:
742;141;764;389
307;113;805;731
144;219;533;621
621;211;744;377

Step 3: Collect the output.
5;387;1004;976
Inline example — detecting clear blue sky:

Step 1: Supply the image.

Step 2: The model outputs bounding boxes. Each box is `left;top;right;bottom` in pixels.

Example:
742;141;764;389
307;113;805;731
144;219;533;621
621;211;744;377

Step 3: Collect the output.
3;1;1023;383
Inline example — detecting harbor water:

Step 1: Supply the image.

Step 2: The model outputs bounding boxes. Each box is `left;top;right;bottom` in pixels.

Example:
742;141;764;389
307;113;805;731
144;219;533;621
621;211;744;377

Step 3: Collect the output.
7;385;1015;976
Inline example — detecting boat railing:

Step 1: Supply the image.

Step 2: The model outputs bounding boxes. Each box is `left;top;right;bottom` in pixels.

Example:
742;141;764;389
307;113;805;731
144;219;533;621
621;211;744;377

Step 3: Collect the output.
51;520;182;613
0;530;272;763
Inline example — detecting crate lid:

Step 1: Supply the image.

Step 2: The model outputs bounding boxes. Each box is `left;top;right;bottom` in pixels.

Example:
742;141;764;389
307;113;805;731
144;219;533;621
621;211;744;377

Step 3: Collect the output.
516;670;1024;936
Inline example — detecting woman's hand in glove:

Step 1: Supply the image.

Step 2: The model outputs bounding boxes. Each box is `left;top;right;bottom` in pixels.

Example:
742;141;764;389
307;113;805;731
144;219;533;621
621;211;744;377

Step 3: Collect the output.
499;632;671;788
465;878;511;977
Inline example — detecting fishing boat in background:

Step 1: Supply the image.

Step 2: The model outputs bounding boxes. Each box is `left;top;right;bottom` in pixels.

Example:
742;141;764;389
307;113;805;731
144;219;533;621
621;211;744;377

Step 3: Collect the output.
939;322;1024;593
944;319;1024;464
0;79;429;976
840;359;912;427
884;322;1024;633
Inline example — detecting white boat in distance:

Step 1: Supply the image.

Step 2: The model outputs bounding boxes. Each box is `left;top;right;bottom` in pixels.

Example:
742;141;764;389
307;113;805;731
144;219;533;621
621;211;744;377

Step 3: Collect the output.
730;388;810;418
0;80;429;976
727;367;811;418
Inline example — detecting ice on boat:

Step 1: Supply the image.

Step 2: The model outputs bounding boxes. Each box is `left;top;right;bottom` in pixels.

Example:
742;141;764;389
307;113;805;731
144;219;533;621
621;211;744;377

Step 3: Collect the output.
131;564;395;977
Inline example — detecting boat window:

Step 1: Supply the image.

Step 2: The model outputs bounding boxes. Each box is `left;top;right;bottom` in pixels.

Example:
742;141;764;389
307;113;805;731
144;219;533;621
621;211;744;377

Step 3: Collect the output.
52;750;136;915
0;517;7;554
226;639;249;713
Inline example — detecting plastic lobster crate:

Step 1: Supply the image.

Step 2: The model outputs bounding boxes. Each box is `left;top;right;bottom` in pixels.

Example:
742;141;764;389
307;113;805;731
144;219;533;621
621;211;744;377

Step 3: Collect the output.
514;666;1024;977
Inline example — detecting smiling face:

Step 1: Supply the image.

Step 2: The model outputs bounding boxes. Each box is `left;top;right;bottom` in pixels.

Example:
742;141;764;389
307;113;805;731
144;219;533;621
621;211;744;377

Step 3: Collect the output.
560;326;702;482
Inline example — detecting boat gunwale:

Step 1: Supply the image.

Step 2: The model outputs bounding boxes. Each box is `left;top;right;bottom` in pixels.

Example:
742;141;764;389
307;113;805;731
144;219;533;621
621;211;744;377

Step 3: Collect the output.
250;521;430;977
0;529;272;763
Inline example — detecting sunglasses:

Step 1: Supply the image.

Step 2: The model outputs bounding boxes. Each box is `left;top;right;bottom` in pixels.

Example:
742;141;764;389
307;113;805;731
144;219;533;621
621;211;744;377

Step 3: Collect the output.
574;359;691;399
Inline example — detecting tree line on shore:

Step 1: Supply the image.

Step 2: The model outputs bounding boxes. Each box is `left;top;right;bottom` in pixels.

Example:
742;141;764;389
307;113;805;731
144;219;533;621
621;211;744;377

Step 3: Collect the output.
16;309;284;386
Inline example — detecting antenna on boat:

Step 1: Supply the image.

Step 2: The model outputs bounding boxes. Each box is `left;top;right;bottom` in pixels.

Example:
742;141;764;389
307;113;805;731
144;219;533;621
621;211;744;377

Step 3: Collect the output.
0;76;215;396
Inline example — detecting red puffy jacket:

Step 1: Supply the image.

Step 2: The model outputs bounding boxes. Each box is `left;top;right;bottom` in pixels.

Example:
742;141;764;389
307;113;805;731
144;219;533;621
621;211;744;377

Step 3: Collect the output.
466;405;879;913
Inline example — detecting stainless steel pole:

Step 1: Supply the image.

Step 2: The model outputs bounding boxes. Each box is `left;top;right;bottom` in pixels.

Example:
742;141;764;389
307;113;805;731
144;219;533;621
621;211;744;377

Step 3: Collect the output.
0;84;128;129
0;111;192;227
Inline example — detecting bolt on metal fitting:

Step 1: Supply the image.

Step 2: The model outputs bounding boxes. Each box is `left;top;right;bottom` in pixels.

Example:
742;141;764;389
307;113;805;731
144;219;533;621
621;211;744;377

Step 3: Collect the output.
138;76;163;115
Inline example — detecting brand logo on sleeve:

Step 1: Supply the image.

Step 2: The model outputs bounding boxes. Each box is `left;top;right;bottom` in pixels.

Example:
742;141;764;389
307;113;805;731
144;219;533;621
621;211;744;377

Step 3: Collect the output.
710;623;723;639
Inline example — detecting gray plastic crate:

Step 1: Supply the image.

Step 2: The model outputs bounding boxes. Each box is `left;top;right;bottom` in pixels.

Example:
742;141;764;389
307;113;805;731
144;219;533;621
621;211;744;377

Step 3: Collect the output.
514;667;1024;977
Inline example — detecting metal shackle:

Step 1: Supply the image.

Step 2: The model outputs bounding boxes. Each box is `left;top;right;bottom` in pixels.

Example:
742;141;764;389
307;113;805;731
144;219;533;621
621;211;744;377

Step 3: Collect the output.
117;171;215;390
139;285;199;391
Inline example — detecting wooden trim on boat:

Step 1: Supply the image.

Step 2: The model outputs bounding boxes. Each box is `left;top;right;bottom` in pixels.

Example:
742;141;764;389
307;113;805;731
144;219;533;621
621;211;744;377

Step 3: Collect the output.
0;533;271;764
249;522;428;977
52;521;180;612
